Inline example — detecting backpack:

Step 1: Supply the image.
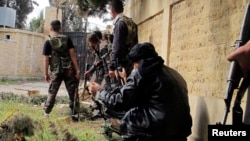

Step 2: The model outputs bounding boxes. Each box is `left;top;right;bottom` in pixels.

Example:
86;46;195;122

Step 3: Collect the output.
48;34;72;73
117;15;138;52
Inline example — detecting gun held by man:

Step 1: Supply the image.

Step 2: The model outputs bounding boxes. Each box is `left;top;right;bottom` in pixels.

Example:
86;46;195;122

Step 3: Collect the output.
72;81;80;122
115;58;126;86
219;3;250;125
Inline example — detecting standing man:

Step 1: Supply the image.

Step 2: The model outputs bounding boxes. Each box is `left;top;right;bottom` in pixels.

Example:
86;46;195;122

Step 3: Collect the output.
108;0;138;80
42;20;80;121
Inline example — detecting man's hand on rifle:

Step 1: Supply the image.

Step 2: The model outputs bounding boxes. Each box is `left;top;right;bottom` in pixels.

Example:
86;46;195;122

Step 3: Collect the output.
75;73;80;80
88;82;101;96
75;70;80;80
109;70;116;78
44;74;50;83
109;68;126;86
84;70;91;78
109;67;127;79
227;40;250;78
94;60;102;67
117;67;127;81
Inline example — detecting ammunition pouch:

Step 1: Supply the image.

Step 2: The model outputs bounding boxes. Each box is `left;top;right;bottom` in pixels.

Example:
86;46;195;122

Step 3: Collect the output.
49;34;72;74
49;55;73;74
61;57;72;69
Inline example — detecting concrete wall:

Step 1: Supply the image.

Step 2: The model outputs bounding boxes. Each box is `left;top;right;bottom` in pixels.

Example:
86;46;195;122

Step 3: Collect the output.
0;28;45;77
0;6;62;78
44;6;62;35
124;0;250;140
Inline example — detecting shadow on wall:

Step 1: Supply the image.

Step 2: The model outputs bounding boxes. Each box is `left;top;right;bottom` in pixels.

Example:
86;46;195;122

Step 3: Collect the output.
189;96;209;141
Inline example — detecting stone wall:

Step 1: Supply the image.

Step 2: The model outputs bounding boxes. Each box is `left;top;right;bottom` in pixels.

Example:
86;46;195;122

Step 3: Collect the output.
138;12;163;54
0;28;45;77
124;0;250;140
169;0;245;98
0;6;62;78
44;6;62;35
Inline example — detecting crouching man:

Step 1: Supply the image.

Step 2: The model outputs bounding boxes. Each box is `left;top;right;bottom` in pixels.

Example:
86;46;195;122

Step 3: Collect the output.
88;42;192;141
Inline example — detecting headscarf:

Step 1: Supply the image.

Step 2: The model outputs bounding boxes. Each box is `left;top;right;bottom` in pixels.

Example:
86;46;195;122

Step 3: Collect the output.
127;42;164;77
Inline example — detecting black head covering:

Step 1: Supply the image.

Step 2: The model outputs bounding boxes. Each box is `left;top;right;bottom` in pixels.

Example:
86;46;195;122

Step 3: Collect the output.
127;42;164;77
127;42;158;62
94;31;102;39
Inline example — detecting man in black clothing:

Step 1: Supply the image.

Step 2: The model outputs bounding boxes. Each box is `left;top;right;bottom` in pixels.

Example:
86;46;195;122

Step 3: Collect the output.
88;42;193;141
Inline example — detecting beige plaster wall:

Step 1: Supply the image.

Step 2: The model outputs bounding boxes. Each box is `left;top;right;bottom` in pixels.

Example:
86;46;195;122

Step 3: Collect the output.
0;7;61;78
44;6;62;35
0;28;45;77
124;0;250;140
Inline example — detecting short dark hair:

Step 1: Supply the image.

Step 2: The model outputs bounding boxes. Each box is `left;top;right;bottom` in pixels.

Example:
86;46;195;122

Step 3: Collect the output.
88;33;100;43
50;20;61;32
94;31;102;39
110;0;124;13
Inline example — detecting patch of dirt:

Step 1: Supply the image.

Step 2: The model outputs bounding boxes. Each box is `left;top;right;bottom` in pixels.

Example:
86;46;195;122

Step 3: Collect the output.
0;81;113;140
0;81;68;96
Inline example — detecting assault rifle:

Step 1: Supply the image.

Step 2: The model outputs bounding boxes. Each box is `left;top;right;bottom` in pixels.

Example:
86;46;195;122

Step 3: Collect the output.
115;59;126;86
86;44;112;120
80;52;91;101
72;81;80;122
219;3;250;125
72;50;91;122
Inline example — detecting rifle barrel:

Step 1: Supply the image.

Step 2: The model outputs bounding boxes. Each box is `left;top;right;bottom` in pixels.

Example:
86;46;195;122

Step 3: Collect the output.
219;3;250;125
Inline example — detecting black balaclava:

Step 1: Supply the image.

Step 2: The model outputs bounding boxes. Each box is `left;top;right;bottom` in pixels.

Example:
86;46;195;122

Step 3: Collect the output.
127;42;164;77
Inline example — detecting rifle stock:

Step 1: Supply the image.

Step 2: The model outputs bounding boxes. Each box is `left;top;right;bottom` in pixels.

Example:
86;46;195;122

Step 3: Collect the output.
220;3;250;125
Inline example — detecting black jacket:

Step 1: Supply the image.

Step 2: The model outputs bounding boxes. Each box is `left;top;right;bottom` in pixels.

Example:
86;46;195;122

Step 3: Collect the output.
97;56;192;139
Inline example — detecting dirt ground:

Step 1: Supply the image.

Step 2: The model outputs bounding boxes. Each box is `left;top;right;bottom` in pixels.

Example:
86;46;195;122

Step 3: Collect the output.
0;80;68;96
0;80;94;108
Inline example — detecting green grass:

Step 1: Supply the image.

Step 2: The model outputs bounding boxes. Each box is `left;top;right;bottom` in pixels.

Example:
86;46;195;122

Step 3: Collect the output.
0;78;119;141
0;97;107;141
0;79;16;85
0;76;43;85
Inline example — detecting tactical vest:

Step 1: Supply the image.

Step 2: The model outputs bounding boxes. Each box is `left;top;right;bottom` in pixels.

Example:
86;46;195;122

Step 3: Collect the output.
49;34;72;73
117;15;138;52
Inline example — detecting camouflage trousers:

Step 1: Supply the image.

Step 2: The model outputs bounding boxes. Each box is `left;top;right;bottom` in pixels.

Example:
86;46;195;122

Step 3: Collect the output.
44;69;79;115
